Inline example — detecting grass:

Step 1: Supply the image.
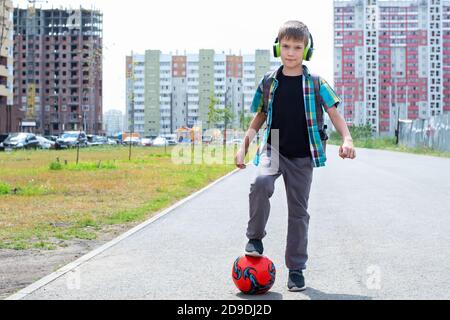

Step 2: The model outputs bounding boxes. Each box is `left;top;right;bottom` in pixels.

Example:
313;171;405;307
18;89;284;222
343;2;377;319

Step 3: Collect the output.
0;182;11;195
49;162;63;170
49;161;118;171
0;145;257;250
0;181;55;196
328;133;450;158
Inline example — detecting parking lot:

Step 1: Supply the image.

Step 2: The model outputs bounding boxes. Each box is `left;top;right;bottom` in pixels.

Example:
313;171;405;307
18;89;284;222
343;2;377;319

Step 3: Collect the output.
0;132;178;152
0;131;250;153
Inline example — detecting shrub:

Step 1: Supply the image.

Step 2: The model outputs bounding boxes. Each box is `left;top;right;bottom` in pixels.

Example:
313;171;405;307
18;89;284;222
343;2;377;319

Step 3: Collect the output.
49;162;63;170
0;182;11;195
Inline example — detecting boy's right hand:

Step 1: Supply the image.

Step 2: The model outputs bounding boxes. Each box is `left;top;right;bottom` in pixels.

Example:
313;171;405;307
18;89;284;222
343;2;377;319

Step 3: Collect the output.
235;149;247;170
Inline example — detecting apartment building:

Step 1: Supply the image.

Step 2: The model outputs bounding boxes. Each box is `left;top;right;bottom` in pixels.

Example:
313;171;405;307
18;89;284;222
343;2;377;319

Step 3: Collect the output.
103;108;123;137
13;7;103;135
126;50;281;138
0;0;14;133
334;0;450;135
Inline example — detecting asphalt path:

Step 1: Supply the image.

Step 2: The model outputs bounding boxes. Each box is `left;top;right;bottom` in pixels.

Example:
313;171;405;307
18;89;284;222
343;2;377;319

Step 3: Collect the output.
8;145;450;300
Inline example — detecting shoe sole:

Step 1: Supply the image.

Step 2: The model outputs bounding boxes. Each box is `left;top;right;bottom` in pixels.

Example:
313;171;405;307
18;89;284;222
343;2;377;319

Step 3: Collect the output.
288;286;307;292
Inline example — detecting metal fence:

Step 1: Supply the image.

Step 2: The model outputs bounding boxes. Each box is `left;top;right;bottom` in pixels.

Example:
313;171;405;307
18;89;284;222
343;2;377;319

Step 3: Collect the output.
399;113;450;152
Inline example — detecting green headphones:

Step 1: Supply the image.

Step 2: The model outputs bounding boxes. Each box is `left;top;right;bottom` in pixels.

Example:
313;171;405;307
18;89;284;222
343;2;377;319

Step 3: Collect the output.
273;33;314;61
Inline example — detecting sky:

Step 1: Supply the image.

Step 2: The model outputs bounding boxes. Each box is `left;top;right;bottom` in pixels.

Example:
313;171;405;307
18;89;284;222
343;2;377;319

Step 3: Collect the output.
15;0;335;113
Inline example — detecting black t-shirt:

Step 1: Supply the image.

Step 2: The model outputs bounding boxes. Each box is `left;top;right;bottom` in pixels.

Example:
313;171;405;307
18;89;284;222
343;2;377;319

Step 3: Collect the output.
267;70;311;158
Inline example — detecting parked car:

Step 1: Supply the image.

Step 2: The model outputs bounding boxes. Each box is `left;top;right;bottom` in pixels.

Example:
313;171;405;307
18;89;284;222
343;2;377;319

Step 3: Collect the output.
202;136;213;145
55;131;88;149
152;137;167;147
0;134;9;151
43;135;58;142
140;138;153;147
122;137;141;145
1;133;40;150
0;134;9;144
87;135;108;147
166;138;178;146
36;135;56;150
106;138;118;145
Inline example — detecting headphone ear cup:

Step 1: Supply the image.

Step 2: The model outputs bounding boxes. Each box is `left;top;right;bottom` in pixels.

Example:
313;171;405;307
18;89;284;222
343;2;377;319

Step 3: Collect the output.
305;33;314;61
273;43;280;58
305;48;313;61
306;33;314;61
308;48;314;61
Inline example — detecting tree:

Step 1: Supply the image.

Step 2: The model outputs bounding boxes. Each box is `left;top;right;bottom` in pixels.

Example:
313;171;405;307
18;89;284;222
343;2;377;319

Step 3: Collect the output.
349;123;373;140
239;110;253;131
207;95;220;130
218;104;235;146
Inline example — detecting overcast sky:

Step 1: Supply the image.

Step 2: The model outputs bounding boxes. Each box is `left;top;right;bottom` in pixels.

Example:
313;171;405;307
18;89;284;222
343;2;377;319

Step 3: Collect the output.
16;0;335;113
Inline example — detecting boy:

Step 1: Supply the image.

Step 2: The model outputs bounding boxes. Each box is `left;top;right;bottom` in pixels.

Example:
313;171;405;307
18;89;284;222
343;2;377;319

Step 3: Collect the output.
235;21;356;292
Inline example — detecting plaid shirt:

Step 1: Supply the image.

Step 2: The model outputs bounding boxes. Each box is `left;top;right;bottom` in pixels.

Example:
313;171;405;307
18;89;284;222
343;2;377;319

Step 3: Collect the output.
250;65;341;168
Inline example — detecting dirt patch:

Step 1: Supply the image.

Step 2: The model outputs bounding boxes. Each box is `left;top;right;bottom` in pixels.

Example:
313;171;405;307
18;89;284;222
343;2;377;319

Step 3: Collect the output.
0;223;133;299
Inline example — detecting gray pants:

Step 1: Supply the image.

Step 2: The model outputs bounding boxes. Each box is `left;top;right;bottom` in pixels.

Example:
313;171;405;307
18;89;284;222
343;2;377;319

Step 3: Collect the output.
246;145;313;271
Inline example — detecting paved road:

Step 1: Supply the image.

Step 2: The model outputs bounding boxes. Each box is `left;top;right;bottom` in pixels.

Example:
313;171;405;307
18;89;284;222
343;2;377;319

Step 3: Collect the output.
10;146;450;300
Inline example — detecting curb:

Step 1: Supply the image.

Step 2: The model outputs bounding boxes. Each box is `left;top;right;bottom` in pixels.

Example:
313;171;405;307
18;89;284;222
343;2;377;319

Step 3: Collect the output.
5;166;244;300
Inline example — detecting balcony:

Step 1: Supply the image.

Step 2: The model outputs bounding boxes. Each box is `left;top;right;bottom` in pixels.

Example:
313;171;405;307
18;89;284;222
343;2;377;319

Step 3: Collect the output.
0;65;10;77
50;113;59;123
69;113;81;123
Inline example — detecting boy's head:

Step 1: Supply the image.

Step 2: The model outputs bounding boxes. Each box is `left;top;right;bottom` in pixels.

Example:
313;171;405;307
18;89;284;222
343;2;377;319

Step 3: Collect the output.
275;21;313;68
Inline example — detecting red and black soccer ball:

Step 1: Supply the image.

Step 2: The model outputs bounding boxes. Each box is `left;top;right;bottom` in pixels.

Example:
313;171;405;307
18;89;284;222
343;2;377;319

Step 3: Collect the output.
232;255;276;295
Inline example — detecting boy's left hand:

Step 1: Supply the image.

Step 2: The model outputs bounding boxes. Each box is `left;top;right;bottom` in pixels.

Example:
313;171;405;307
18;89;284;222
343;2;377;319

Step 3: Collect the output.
339;139;356;160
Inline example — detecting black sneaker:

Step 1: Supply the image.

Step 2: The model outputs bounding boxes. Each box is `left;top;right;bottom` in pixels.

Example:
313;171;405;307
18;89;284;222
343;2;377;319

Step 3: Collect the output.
245;239;264;257
287;270;306;292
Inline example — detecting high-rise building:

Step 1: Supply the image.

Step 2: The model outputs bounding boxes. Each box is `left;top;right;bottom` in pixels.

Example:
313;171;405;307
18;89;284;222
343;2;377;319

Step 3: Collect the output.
0;0;14;133
126;50;280;138
126;53;145;135
103;109;123;137
243;52;281;122
13;6;103;135
334;0;450;135
172;55;187;133
226;54;244;129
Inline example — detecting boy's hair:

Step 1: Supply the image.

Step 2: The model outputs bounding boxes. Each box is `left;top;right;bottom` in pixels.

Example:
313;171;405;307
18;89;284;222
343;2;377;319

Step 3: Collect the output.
278;21;310;47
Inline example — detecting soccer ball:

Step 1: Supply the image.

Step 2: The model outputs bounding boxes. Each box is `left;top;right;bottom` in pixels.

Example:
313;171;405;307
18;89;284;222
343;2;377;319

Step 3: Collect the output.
232;255;276;295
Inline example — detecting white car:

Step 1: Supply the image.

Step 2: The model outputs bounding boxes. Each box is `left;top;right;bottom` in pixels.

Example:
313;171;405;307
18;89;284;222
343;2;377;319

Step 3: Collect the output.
107;138;118;145
166;138;178;146
140;138;153;146
123;137;141;145
36;136;55;149
152;137;167;147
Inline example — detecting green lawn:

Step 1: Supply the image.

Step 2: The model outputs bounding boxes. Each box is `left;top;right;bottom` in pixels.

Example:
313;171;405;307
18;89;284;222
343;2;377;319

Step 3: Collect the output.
328;136;450;158
0;145;254;250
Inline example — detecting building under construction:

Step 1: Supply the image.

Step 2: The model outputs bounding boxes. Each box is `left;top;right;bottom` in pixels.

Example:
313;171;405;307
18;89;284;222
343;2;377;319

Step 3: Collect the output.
0;0;15;134
13;6;103;135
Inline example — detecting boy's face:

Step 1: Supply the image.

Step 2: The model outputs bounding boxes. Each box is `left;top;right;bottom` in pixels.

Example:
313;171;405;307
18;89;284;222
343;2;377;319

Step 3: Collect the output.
279;37;306;69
